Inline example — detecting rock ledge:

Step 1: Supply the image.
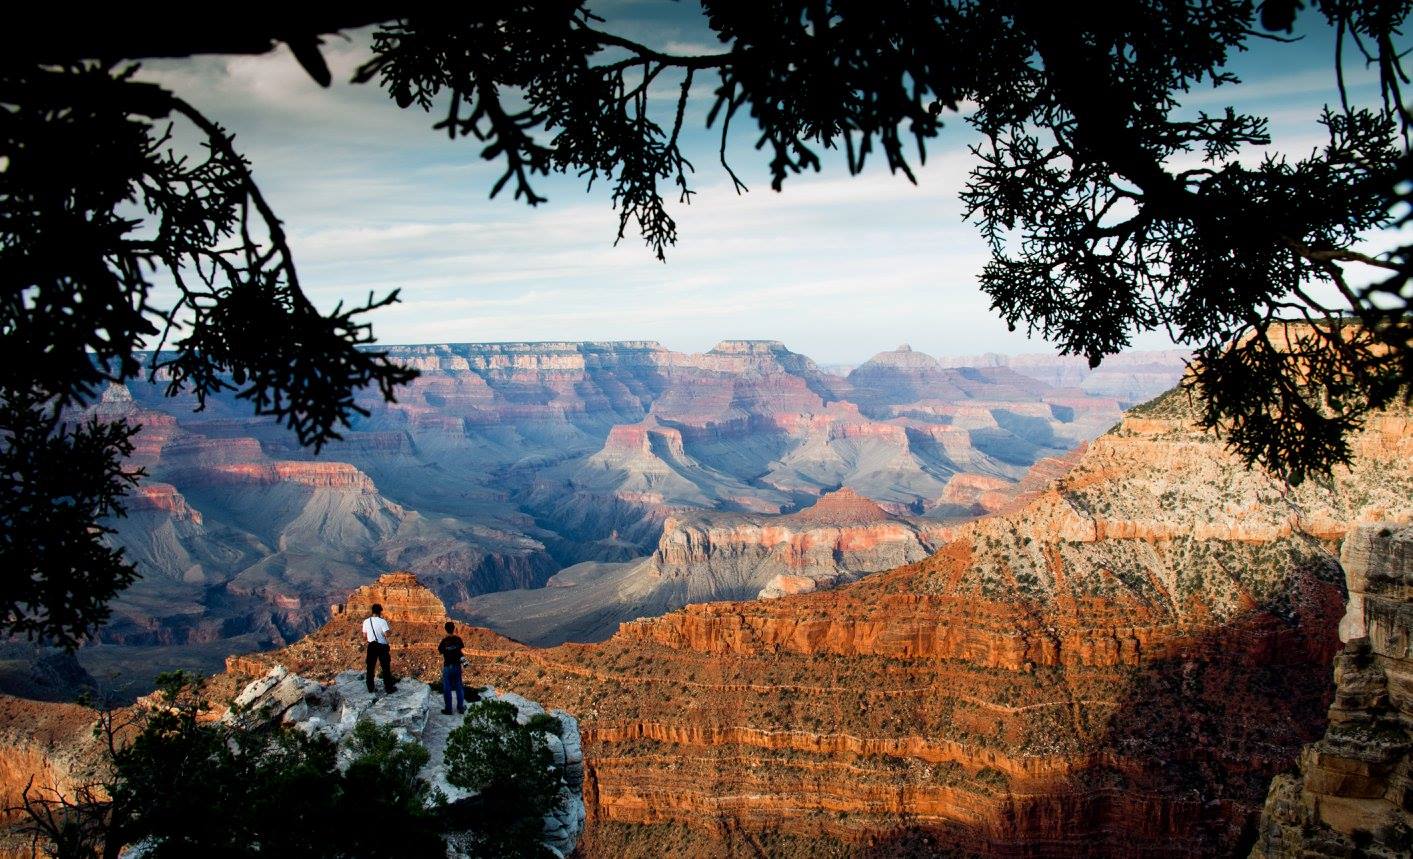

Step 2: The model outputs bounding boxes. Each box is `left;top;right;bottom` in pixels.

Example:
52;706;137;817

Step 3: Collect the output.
228;666;586;858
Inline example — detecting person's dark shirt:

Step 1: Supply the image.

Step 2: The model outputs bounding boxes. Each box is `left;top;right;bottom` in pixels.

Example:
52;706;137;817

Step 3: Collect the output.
438;634;464;668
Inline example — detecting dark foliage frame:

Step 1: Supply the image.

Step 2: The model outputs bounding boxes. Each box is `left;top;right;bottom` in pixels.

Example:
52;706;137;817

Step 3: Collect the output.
2;0;1409;644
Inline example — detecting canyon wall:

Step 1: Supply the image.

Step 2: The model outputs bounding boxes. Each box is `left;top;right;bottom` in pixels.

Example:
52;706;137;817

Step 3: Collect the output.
1251;523;1413;857
455;385;1411;856
461;488;955;646
82;341;1176;684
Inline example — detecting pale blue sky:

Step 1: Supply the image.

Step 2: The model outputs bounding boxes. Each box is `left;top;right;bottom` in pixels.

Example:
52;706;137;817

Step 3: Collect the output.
135;3;1395;363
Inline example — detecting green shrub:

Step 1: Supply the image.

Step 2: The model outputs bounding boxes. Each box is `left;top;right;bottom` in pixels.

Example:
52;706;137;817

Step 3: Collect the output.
444;699;563;855
107;674;444;858
525;712;564;737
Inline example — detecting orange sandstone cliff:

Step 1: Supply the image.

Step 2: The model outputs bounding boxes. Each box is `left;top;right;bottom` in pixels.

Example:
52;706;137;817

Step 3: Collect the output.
450;386;1412;857
5;383;1409;857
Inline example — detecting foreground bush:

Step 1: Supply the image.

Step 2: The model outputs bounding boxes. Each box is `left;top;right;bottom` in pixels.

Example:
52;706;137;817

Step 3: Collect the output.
15;673;566;858
444;699;564;857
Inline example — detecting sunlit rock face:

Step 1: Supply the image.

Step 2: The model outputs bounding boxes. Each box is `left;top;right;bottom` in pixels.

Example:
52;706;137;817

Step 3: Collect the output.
458;385;1412;857
83;341;1179;682
230;571;464;683
460;489;955;646
1251;523;1413;858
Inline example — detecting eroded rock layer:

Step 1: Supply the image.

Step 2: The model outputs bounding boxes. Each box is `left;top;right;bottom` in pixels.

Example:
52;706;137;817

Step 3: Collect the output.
88;341;1172;686
460;489;954;646
453;386;1412;857
1251;523;1413;857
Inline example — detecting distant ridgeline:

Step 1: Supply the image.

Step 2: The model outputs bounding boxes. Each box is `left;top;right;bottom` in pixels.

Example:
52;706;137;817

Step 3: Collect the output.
74;341;1184;679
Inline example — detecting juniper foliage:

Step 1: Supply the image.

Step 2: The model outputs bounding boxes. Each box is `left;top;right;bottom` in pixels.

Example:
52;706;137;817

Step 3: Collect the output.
3;0;1410;643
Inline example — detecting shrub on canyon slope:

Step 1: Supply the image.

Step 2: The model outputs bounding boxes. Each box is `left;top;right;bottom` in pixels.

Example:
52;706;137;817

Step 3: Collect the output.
20;673;446;858
444;699;564;856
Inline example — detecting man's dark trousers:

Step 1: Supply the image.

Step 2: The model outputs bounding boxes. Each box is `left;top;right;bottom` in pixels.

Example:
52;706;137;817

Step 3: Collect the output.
442;665;465;713
366;641;395;692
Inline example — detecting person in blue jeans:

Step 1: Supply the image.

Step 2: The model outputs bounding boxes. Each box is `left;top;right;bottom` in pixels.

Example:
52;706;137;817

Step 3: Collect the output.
437;621;466;715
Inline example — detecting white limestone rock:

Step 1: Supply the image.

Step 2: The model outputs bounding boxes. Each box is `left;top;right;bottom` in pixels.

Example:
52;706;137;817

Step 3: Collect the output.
224;665;327;730
228;667;585;857
484;687;546;720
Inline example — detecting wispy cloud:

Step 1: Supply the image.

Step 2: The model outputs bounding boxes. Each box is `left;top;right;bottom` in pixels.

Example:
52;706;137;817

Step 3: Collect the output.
127;9;1380;363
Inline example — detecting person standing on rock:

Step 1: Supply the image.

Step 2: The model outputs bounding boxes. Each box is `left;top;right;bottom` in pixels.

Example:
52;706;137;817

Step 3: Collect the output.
438;621;466;715
362;603;397;694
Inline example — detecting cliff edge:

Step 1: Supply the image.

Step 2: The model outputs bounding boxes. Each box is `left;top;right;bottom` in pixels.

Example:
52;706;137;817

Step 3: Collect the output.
1251;523;1413;857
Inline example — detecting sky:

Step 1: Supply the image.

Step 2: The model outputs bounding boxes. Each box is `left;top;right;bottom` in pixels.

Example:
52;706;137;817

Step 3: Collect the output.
134;2;1396;364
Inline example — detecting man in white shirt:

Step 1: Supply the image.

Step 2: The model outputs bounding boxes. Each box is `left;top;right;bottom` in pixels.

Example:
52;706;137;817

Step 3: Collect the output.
361;603;397;694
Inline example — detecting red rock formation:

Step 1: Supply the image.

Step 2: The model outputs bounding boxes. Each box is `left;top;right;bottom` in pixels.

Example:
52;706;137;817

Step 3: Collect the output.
331;570;449;624
603;422;687;458
230;571;505;687
940;473;1012;509
789;488;893;525
452;387;1411;857
126;482;202;524
462;505;953;647
199;461;377;491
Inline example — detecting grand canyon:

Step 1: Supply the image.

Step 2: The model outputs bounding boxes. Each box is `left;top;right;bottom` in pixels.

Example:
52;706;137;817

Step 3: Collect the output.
5;341;1186;692
3;340;1411;857
9;4;1413;857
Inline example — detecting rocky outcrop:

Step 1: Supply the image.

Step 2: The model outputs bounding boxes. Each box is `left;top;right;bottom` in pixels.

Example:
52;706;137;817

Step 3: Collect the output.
199;461;379;491
0;573;587;858
460;499;951;646
1251;524;1413;857
788;487;892;525
227;665;586;858
233;571;461;683
458;384;1412;857
331;570;450;624
125;483;202;523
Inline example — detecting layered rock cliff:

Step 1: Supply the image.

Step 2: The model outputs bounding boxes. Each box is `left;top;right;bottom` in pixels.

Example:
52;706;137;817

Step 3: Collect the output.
460;490;951;646
1251;523;1413;857
85;340;1178;689
82;391;555;668
456;385;1412;857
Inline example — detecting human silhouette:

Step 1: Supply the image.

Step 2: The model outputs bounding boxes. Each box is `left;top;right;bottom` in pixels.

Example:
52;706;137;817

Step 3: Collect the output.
362;603;397;693
437;621;465;715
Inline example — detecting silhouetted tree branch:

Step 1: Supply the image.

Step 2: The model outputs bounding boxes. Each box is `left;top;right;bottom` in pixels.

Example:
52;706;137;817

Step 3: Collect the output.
3;0;1411;645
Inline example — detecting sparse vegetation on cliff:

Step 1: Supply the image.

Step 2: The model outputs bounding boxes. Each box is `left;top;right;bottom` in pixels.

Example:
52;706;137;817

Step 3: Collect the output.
7;0;1412;649
444;698;565;857
12;670;580;858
